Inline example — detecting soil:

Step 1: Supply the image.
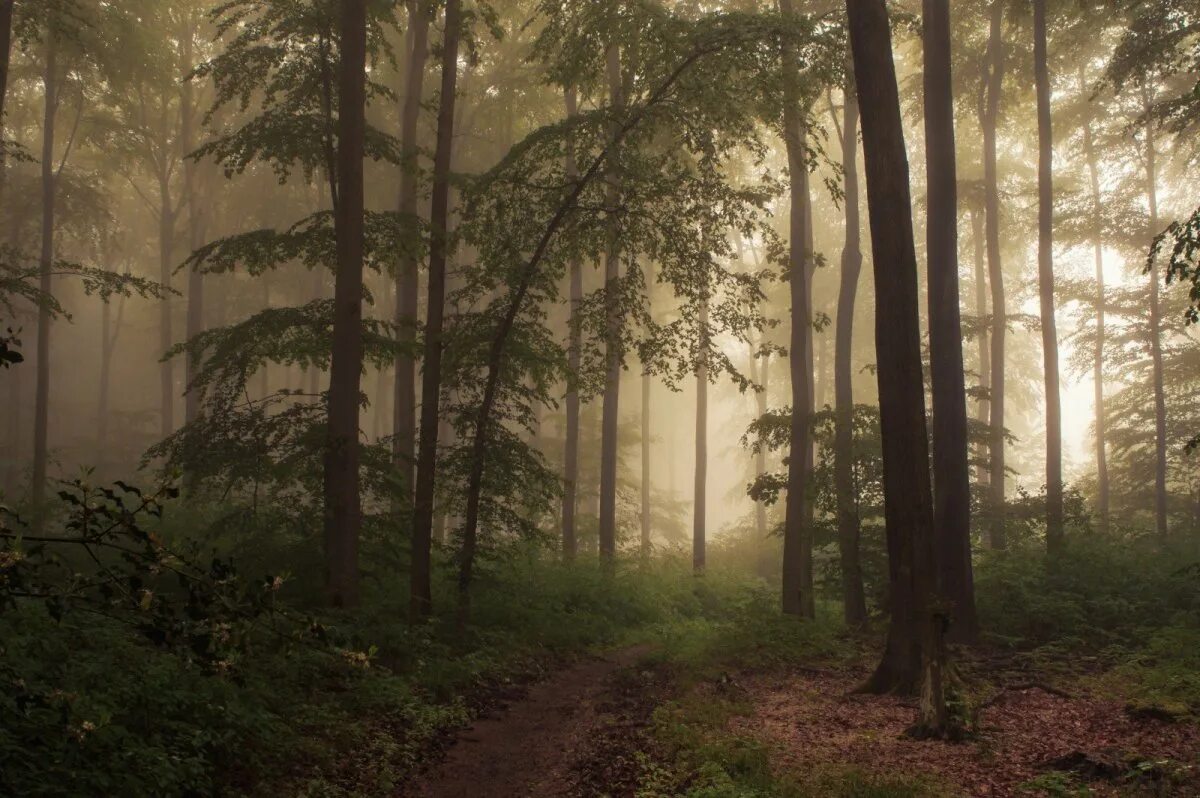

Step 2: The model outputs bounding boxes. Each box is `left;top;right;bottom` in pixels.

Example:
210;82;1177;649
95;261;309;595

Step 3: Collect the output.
403;647;1199;798
403;644;662;798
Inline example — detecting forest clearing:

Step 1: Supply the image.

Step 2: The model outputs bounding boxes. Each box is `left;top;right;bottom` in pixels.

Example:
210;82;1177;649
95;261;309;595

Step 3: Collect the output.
2;0;1199;795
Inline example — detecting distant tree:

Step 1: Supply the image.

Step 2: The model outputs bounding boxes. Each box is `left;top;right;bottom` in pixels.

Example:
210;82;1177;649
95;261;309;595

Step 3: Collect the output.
1033;0;1064;554
393;0;432;513
825;59;869;627
412;0;462;620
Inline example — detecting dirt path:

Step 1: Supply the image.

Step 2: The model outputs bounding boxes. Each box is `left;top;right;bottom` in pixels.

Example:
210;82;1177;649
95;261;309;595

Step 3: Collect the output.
404;645;655;798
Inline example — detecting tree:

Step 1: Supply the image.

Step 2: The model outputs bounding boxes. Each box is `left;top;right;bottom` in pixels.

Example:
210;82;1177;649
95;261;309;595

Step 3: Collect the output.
830;66;868;627
981;0;1008;549
1033;0;1064;554
779;0;814;619
412;0;462;619
597;40;626;566
31;28;58;525
924;0;977;641
323;0;368;608
847;0;948;735
393;0;431;510
693;292;708;574
561;83;581;562
1078;66;1109;531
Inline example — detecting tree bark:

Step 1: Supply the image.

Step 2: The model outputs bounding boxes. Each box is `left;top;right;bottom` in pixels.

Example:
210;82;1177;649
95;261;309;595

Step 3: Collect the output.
97;286;126;470
597;43;625;566
833;72;868;627
924;0;977;641
847;0;946;735
32;32;57;527
1080;76;1108;532
182;15;205;447
394;0;431;508
1033;0;1064;554
158;169;176;439
561;84;581;563
779;0;814;619
641;352;651;559
693;297;708;574
982;0;1007;549
322;0;368;608
412;0;461;619
970;208;990;428
1145;100;1168;541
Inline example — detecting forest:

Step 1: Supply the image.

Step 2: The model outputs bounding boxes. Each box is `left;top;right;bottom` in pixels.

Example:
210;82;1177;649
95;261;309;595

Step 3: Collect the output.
1;0;1199;795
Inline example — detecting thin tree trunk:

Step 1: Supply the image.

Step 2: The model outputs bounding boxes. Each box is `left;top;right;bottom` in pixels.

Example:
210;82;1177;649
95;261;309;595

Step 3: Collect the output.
847;0;947;736
924;0;977;641
97;289;126;470
158;169;176;439
1034;0;1064;554
597;43;625;565
750;340;769;541
31;33;57;526
693;297;708;574
779;0;814;619
561;84;581;563
834;72;868;627
1080;76;1108;532
394;0;431;508
641;351;651;559
98;297;111;467
971;208;990;427
323;0;368;608
412;0;461;619
982;0;1007;549
183;17;204;438
1145;100;1168;541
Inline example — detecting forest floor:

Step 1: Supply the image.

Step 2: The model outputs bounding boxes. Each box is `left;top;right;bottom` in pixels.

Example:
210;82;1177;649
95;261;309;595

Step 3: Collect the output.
404;645;1200;798
406;643;665;797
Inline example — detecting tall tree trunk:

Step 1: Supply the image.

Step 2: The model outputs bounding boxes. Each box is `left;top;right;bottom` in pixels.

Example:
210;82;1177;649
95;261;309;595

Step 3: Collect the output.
924;0;977;641
182;17;204;438
159;169;176;439
31;33;57;526
561;84;581;563
834;73;868;627
847;0;947;736
1033;0;1064;554
779;0;814;619
394;0;431;508
1080;76;1108;532
97;289;126;470
1145;99;1168;541
412;0;461;618
597;43;625;565
970;208;990;427
693;297;708;574
982;0;1007;549
641;353;651;559
750;340;769;541
323;0;367;608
